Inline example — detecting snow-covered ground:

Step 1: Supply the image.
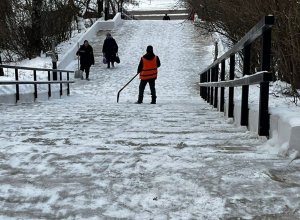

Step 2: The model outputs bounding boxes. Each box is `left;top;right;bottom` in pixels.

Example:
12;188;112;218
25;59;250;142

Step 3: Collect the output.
0;0;300;219
0;19;300;219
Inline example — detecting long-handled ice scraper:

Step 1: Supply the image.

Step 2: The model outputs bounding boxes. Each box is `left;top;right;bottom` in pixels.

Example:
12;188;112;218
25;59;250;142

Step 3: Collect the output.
117;72;139;103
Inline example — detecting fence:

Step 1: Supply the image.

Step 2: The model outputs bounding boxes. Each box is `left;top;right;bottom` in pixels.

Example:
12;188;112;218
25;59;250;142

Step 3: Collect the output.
199;15;274;137
0;65;74;103
121;8;138;20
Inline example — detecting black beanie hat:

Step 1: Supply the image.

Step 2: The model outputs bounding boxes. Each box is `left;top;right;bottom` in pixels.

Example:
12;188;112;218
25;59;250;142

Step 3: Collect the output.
147;45;153;53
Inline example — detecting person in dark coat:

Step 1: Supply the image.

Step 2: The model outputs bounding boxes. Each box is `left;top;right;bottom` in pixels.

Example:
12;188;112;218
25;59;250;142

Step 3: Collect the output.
76;40;95;80
136;45;161;104
102;33;118;68
163;14;170;20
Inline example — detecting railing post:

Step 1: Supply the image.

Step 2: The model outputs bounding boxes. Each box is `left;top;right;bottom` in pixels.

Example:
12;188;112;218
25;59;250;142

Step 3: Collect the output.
214;64;218;109
67;72;70;96
259;81;270;136
204;71;207;101
261;28;272;72
207;70;210;103
15;69;19;103
200;73;203;98
220;60;225;112
60;72;62;97
0;56;3;76
33;70;37;100
48;70;51;98
210;68;214;106
241;44;251;126
258;27;272;136
228;54;235;118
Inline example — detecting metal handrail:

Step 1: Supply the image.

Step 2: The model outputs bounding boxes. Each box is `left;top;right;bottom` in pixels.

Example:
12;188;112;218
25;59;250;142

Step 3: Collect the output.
0;81;74;85
0;64;75;103
199;72;272;87
121;8;138;20
199;15;275;137
0;64;73;73
200;16;274;74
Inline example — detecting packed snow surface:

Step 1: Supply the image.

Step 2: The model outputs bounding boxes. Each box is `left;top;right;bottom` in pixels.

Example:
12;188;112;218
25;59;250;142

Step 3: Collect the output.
1;20;300;219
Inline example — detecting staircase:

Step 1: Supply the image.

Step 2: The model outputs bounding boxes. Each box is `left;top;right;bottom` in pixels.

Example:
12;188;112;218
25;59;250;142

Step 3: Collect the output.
127;9;190;20
0;20;299;220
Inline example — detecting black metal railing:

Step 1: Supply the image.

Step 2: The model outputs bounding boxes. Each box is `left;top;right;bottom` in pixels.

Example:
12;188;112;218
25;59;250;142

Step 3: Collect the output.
121;8;138;20
0;65;75;103
199;15;274;137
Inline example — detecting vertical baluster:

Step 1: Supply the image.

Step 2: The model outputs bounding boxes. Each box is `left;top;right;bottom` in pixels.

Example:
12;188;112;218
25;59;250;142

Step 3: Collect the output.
241;44;251;126
48;70;51;98
220;60;225;112
207;70;210;103
228;54;235;118
15;69;19;103
259;27;272;136
67;72;70;96
210;68;214;106
214;64;219;109
34;70;37;100
60;72;62;97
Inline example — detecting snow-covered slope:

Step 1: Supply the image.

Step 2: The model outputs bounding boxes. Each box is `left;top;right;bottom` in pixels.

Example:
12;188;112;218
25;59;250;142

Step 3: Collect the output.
0;20;299;219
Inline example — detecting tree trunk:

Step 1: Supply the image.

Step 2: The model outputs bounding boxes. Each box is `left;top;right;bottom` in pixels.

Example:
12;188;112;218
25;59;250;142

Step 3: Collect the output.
31;0;43;58
98;0;104;17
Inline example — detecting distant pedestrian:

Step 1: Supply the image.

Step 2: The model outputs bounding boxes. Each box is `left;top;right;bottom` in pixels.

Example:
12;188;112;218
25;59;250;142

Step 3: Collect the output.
194;13;198;22
136;45;161;104
76;40;95;80
102;33;118;68
190;13;194;22
163;14;170;20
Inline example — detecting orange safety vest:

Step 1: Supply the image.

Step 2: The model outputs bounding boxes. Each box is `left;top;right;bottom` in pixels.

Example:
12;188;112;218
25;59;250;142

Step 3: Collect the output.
140;56;158;80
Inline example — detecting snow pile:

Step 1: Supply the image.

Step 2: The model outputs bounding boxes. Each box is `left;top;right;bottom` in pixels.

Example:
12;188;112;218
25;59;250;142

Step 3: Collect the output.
257;130;300;165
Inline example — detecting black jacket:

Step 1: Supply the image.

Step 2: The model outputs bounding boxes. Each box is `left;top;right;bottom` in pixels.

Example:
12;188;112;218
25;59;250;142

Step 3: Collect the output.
76;44;95;67
102;37;118;55
137;53;161;74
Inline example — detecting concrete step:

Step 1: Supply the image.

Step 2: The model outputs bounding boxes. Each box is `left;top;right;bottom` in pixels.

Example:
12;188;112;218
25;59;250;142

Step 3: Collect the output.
135;14;189;20
128;9;190;15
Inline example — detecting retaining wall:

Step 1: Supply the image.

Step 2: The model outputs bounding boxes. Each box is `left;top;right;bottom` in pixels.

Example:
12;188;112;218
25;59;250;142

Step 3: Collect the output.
58;13;123;70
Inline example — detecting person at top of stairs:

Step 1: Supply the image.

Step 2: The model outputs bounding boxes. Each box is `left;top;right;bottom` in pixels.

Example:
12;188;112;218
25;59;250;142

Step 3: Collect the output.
163;14;170;20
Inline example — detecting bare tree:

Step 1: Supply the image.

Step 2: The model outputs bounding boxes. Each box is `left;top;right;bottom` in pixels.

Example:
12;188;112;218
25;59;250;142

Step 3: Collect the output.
181;0;300;100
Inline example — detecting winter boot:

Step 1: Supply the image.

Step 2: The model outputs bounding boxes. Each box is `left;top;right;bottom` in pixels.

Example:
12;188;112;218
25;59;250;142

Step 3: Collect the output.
135;95;143;104
151;96;156;104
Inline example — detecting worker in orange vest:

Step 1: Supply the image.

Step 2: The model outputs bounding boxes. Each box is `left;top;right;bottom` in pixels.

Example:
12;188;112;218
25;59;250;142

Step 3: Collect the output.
136;45;161;104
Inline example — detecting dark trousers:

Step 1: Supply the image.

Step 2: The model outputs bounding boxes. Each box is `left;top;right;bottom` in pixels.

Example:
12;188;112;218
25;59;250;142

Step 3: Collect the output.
80;65;90;79
138;79;156;103
106;53;116;68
